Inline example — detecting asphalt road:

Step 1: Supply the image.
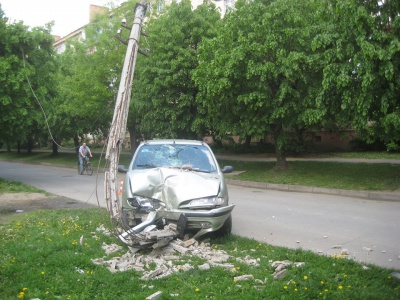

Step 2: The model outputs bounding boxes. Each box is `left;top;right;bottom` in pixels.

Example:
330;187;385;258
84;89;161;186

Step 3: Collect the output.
0;160;399;270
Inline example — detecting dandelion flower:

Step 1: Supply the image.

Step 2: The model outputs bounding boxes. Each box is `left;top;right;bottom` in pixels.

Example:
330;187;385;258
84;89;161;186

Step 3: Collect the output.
304;275;308;280
195;288;200;292
338;285;343;290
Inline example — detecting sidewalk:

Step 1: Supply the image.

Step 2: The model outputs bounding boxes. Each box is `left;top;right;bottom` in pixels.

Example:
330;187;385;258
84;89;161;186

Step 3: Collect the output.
215;154;400;202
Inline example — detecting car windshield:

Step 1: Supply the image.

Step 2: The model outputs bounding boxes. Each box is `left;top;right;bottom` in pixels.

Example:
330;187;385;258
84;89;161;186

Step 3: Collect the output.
132;144;217;173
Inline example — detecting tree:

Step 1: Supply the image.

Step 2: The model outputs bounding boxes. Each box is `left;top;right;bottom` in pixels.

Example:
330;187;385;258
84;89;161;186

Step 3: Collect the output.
194;0;325;168
314;0;400;151
0;5;57;152
53;5;127;149
131;0;222;140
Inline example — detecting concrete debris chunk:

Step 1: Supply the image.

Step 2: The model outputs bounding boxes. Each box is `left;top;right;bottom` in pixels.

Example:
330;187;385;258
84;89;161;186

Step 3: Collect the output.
255;278;267;285
210;262;235;270
96;225;113;236
169;240;190;254
234;274;254;282
271;260;292;271
271;260;304;280
183;238;197;248
294;262;305;267
102;242;123;255
236;255;260;266
341;249;349;255
145;291;162;300
198;263;210;270
152;237;174;249
273;269;287;280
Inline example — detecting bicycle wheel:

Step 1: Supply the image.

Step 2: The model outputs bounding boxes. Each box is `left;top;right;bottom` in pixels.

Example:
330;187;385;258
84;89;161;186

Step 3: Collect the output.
86;162;93;176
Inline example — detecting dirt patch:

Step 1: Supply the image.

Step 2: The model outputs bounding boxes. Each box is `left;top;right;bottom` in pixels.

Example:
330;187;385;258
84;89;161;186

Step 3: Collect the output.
0;192;97;217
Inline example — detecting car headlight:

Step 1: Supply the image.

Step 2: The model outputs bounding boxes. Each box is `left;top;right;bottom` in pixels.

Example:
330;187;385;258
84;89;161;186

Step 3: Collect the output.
183;196;225;209
127;195;161;211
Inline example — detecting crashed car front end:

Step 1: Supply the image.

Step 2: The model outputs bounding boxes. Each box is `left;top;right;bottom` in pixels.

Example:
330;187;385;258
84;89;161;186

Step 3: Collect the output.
119;140;234;241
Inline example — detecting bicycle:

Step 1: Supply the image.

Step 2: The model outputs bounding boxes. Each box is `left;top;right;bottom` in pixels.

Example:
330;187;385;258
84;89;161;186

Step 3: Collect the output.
78;156;93;176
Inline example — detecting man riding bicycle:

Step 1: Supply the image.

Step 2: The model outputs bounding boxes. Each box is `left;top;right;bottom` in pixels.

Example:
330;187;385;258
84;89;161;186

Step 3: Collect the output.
78;142;93;175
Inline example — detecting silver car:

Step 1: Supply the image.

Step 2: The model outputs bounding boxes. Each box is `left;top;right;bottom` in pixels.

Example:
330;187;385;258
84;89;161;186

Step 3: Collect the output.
118;139;234;241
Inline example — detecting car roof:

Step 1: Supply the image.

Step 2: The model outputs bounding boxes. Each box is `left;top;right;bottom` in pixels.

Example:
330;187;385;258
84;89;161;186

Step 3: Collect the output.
140;139;206;146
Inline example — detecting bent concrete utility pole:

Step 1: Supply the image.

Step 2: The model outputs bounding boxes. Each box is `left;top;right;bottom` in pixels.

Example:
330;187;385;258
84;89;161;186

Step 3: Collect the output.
105;0;148;234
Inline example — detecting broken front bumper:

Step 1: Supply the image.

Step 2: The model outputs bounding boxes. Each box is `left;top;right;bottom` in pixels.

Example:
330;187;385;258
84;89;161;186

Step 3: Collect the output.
120;204;235;241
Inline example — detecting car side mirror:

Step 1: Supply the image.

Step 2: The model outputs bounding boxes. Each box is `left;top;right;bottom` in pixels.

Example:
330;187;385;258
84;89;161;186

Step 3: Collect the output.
221;166;233;174
118;165;128;173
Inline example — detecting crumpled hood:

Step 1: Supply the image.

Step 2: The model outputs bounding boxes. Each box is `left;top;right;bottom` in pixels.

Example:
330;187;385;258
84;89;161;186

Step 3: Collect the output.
128;167;221;205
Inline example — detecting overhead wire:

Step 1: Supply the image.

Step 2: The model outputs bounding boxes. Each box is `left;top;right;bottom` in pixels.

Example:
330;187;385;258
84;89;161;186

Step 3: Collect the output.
21;49;117;212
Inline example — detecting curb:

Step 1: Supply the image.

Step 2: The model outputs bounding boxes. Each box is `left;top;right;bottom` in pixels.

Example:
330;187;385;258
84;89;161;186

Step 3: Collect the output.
225;179;400;202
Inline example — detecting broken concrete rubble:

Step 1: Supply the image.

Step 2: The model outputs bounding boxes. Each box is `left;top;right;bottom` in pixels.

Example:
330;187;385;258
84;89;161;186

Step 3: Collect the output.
93;225;303;283
92;226;264;280
270;260;305;280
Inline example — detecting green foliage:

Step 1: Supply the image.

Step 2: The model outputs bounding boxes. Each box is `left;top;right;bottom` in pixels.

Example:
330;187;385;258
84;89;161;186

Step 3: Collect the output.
315;0;400;151
194;0;326;164
0;7;57;149
54;7;125;144
132;0;221;139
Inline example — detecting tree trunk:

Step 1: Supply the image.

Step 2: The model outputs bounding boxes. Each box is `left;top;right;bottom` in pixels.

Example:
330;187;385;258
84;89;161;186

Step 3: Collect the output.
27;137;33;154
52;141;58;155
73;135;80;154
244;135;252;146
17;141;21;153
275;143;289;170
272;123;289;170
128;125;137;157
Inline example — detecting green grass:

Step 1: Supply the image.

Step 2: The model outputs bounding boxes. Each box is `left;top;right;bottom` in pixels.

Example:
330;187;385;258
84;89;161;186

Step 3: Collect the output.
1;150;400;191
313;151;400;160
0;178;49;194
0;209;399;300
221;160;400;191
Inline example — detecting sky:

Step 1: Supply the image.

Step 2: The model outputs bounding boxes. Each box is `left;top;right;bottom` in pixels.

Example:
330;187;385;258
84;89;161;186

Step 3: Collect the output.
1;0;122;37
